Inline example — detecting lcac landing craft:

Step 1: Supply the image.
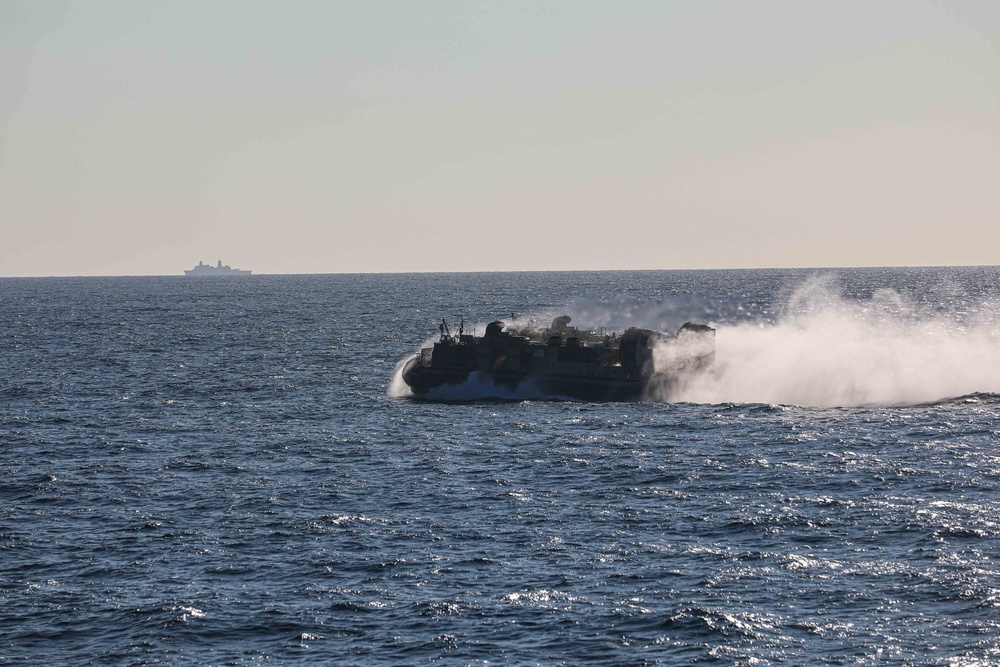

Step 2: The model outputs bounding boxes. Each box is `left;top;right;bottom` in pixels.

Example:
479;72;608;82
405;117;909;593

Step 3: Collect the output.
402;315;715;401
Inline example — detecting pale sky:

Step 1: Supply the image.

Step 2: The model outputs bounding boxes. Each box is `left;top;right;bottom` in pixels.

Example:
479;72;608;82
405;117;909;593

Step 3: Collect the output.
2;0;998;277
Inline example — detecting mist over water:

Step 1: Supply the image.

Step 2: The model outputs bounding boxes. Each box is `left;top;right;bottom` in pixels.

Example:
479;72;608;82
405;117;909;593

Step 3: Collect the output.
658;277;1000;407
388;355;416;398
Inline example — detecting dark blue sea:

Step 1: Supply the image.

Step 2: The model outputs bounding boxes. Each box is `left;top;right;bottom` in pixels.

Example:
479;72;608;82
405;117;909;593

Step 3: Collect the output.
2;267;999;666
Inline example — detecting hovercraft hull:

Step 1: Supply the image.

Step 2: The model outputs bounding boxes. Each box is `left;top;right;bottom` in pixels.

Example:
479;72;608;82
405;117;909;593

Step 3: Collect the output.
400;316;714;402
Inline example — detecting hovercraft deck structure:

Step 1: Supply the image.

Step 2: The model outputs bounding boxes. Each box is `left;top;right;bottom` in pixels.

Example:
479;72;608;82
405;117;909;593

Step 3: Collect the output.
402;315;715;401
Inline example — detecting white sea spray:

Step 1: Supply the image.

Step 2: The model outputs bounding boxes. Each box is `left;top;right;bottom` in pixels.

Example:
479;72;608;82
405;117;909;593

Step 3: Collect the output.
659;277;1000;407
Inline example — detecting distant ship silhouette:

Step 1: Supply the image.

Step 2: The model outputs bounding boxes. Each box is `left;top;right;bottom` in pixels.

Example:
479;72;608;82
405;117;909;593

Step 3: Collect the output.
184;260;252;276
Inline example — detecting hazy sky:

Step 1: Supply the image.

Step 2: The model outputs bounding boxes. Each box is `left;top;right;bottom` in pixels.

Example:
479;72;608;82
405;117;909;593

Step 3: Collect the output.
2;1;998;276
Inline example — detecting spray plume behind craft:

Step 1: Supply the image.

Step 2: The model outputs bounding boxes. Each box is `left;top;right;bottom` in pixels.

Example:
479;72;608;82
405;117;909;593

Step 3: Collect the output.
660;279;1000;407
390;277;1000;407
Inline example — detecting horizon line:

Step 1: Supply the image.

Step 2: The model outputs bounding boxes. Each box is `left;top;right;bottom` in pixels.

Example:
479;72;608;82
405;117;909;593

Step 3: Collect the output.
2;263;997;280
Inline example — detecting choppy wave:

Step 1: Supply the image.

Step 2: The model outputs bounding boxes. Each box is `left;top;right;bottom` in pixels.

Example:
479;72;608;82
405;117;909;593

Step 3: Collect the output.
4;269;999;665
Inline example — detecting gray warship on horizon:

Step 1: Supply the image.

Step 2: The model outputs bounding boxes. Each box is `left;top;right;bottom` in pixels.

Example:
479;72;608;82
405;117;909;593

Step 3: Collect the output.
401;315;715;401
184;260;252;276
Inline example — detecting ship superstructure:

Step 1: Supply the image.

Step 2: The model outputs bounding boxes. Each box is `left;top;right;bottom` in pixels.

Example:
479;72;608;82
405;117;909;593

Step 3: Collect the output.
184;260;251;276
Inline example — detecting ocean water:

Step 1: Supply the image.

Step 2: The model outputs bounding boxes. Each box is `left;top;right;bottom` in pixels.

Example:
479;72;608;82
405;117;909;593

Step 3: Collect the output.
1;267;999;666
